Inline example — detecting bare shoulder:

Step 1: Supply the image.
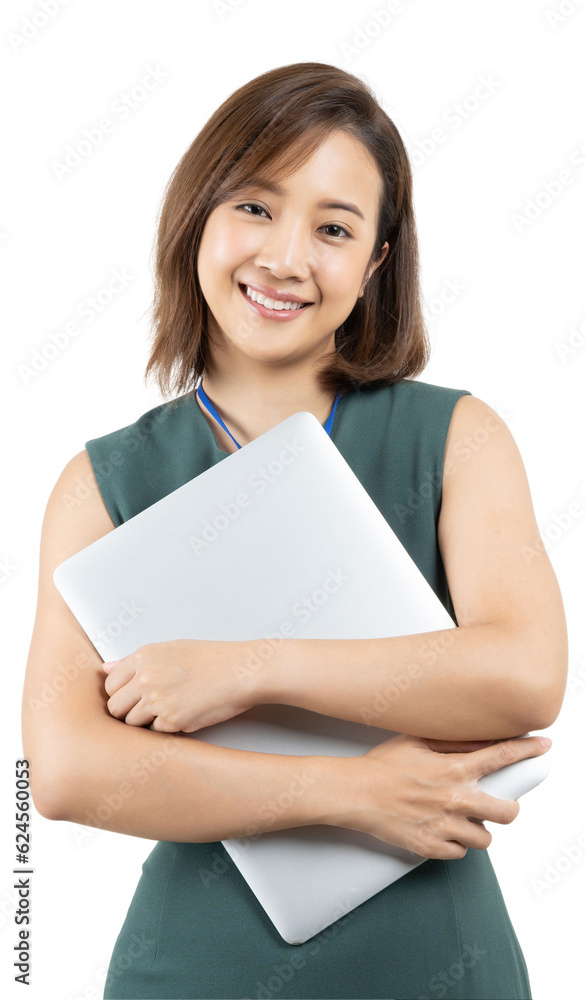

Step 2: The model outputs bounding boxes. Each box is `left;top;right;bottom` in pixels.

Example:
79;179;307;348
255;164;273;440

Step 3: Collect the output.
438;393;540;577
439;393;540;540
43;449;116;564
442;394;526;484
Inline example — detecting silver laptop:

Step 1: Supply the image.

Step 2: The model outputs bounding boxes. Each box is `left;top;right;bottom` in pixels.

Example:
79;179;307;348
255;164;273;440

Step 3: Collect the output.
53;410;549;945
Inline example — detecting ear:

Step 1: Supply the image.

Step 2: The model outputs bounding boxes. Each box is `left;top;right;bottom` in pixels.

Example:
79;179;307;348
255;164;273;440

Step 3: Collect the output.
358;241;389;298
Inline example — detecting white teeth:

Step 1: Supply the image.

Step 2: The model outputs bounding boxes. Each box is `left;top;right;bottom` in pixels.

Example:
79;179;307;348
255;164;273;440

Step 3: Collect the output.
245;286;307;311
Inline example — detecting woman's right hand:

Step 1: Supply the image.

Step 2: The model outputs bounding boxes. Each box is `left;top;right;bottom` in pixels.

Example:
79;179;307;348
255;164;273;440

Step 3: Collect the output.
330;733;552;860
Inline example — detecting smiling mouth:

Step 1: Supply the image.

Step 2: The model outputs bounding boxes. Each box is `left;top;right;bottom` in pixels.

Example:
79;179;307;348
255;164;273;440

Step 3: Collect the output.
239;284;312;312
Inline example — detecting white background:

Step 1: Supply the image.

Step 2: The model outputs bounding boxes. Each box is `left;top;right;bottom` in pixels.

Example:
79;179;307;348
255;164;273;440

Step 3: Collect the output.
1;1;584;998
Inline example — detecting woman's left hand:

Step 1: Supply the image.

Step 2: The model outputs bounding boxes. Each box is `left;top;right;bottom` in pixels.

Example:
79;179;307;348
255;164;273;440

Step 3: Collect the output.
102;639;273;733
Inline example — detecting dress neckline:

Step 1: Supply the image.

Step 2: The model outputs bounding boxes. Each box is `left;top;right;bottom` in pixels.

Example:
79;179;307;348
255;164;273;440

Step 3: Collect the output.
192;387;345;456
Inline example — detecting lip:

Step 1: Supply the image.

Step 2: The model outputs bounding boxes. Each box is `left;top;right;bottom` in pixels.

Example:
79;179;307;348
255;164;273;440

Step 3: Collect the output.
239;283;312;322
240;282;313;305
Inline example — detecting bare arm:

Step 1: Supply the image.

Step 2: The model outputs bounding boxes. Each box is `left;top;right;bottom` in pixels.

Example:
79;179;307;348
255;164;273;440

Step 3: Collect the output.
259;396;568;739
23;447;554;859
21;451;342;841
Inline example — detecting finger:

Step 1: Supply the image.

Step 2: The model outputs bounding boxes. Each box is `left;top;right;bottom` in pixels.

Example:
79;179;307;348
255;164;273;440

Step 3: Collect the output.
467;789;520;826
418;835;469;861
106;680;142;720
103;661;138;697
149;714;182;733
457;818;492;851
466;735;552;783
122;701;158;728
437;840;469;861
424;739;495;754
102;658;121;673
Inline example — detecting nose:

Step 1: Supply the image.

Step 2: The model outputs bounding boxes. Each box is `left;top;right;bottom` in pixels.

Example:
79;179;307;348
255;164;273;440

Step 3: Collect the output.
253;217;315;282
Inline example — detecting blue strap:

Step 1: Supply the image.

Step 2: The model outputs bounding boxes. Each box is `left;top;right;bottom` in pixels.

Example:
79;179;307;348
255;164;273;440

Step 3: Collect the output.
197;384;242;451
323;390;342;437
197;383;343;450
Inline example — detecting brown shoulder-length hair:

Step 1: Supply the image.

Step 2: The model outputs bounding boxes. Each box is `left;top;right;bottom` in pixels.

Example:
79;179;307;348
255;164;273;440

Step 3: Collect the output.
144;61;429;397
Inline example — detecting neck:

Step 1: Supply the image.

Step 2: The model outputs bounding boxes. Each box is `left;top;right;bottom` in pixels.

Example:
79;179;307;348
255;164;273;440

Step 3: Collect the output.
196;364;338;450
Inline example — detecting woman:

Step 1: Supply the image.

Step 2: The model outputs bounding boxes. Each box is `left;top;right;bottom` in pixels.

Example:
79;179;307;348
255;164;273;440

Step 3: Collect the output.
23;62;567;999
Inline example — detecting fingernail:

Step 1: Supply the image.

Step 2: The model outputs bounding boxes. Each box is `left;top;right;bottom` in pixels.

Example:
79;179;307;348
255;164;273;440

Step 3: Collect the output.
539;737;552;747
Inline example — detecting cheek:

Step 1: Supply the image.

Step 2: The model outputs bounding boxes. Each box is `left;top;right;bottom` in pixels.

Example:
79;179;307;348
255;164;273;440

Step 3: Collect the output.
199;213;237;275
201;228;232;271
206;226;259;282
318;256;364;303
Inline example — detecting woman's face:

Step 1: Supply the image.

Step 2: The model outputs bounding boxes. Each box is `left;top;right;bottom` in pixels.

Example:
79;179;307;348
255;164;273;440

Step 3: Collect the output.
197;129;389;370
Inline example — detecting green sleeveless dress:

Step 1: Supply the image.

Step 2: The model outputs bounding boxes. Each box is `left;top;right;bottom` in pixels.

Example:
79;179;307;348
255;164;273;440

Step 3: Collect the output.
86;379;532;1000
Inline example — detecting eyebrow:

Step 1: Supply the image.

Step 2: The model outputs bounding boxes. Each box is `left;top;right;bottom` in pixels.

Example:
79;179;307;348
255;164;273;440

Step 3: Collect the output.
232;178;366;222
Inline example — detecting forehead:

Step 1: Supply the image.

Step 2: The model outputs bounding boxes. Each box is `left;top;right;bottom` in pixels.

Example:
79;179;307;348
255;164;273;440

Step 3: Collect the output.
235;130;383;211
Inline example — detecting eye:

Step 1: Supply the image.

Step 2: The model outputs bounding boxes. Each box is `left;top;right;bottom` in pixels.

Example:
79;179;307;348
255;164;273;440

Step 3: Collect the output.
236;202;269;218
235;203;352;241
320;224;351;241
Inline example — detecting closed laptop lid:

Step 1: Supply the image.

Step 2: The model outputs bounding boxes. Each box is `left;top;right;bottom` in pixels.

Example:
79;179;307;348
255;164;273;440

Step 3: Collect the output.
54;410;548;944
